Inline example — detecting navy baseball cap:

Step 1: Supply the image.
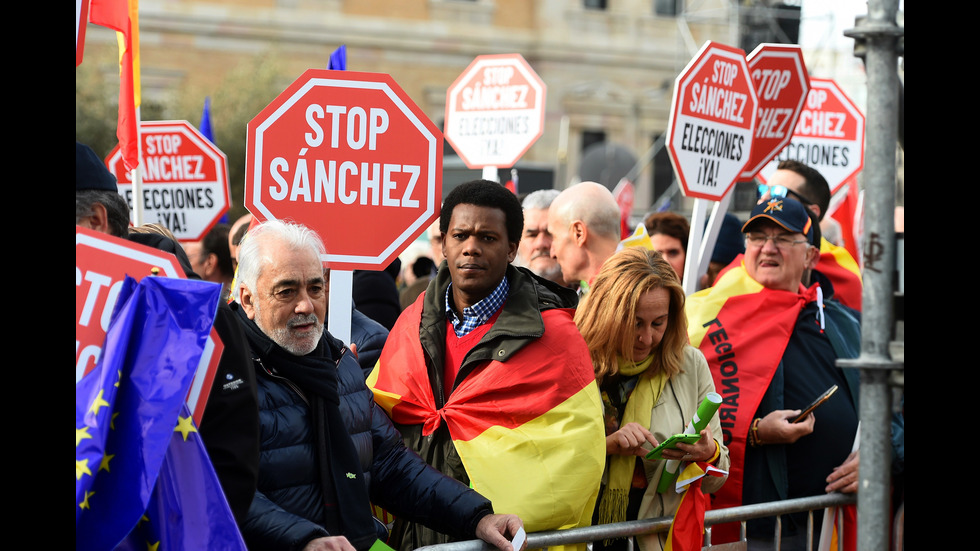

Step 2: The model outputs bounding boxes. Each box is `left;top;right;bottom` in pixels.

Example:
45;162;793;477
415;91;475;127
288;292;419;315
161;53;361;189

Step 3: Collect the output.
76;141;118;192
742;196;814;244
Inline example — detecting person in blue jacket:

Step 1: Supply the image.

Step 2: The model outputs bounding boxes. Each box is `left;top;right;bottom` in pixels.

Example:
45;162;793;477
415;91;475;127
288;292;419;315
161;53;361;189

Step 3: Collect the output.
232;218;524;551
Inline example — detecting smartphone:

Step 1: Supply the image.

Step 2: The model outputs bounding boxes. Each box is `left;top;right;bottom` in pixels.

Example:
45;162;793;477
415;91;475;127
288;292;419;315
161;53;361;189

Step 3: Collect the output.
644;433;702;460
792;384;839;423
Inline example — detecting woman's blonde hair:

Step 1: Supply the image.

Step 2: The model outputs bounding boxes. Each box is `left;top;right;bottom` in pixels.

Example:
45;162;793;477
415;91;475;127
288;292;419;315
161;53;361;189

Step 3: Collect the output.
574;247;688;383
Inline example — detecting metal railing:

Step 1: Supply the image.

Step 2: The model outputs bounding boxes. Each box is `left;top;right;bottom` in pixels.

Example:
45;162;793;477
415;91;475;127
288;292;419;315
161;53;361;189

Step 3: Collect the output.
418;494;860;551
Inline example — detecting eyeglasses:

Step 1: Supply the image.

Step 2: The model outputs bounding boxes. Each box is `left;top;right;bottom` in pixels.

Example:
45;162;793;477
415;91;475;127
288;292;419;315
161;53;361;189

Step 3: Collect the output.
758;184;814;206
745;233;808;249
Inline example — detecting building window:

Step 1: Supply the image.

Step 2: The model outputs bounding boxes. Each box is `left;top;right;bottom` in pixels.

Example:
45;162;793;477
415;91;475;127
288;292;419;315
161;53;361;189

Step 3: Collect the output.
582;130;606;153
584;0;607;10
654;0;681;17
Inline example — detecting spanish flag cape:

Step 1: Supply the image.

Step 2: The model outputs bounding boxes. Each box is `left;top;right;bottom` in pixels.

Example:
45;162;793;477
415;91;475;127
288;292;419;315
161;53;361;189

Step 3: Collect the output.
714;237;861;311
368;296;606;538
685;262;817;544
816;237;862;312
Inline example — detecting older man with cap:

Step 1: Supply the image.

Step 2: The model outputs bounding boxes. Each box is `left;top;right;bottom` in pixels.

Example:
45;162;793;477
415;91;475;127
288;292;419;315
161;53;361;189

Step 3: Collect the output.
685;196;861;550
757;159;863;311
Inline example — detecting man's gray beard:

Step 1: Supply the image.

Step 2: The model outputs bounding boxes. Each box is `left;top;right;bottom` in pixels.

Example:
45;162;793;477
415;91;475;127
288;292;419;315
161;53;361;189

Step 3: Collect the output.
533;262;563;281
255;303;322;355
517;252;562;279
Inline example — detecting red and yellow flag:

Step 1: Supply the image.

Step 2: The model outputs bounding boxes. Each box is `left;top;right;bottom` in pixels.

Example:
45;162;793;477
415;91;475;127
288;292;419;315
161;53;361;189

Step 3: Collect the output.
686;263;814;544
369;300;606;539
665;463;727;551
88;0;141;171
817;239;862;312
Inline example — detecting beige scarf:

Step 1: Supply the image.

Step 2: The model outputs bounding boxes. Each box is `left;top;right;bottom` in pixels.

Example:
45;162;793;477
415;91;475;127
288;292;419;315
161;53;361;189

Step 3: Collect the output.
596;355;667;526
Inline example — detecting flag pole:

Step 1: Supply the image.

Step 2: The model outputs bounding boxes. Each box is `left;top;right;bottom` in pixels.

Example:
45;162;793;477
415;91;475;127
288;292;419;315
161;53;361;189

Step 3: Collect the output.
131;105;144;226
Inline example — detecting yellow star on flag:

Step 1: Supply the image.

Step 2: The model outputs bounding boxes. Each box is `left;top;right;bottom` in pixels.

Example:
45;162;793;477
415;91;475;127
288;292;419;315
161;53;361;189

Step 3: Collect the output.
89;389;110;416
79;490;95;510
77;458;93;480
100;453;115;473
76;425;93;447
174;415;198;441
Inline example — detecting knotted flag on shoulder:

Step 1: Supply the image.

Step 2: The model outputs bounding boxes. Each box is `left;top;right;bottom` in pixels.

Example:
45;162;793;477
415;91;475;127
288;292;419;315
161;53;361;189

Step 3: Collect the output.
368;299;606;538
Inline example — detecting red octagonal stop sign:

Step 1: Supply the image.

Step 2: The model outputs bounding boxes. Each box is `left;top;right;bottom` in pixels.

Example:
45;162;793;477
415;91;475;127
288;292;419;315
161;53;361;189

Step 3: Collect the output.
106;120;230;242
76;226;223;424
246;69;443;271
757;78;865;195
739;44;810;180
444;53;547;169
667;41;758;201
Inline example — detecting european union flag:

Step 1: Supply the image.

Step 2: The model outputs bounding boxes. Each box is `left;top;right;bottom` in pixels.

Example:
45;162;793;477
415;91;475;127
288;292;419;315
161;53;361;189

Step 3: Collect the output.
76;276;244;550
329;45;347;70
199;96;214;142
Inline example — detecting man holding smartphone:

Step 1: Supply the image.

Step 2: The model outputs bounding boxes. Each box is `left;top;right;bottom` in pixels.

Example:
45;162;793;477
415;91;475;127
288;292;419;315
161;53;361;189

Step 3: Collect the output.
686;197;862;550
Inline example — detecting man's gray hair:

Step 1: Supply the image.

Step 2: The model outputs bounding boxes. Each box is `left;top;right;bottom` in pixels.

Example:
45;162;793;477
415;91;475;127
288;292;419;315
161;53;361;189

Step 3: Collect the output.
522;188;560;210
235;219;326;296
75;190;132;238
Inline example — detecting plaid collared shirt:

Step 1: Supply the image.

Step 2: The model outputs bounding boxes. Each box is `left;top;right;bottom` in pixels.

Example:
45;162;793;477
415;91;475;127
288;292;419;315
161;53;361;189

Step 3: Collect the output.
445;276;510;337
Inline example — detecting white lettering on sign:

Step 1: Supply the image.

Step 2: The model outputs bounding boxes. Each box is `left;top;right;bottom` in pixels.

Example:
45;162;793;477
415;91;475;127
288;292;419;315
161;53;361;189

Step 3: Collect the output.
144;155;206;181
76;341;101;376
796;111;847;137
76;267;120;331
483;66;515;85
688;83;748;123
76;266;126;374
268;155;420;208
755;107;795;139
145;134;183;155
266;103;420;207
712;60;739;86
752;68;792;100
807;89;829;109
305;105;389;151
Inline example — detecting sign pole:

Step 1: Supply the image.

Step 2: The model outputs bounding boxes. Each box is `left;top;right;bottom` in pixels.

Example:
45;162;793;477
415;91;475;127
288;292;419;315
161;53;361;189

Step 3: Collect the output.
482;166;499;183
328;270;353;347
132;106;145;226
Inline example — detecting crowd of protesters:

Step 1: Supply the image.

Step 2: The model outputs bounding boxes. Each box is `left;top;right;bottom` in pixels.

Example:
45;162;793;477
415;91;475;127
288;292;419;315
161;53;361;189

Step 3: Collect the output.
79;142;902;551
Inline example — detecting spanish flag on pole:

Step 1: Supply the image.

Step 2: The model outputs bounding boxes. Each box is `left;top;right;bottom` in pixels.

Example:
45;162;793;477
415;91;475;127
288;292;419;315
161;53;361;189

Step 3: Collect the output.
369;300;606;544
88;0;140;172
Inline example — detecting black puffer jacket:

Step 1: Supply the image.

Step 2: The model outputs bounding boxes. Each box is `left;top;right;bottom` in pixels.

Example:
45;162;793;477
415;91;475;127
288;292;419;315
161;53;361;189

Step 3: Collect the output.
235;303;491;551
350;307;388;379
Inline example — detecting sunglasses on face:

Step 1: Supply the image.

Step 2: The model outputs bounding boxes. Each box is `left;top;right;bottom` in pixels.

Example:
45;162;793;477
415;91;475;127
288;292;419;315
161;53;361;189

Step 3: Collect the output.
758;184;814;206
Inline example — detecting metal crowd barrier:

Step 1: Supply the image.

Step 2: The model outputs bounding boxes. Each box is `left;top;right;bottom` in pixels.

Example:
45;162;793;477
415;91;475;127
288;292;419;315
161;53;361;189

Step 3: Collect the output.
417;493;863;551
